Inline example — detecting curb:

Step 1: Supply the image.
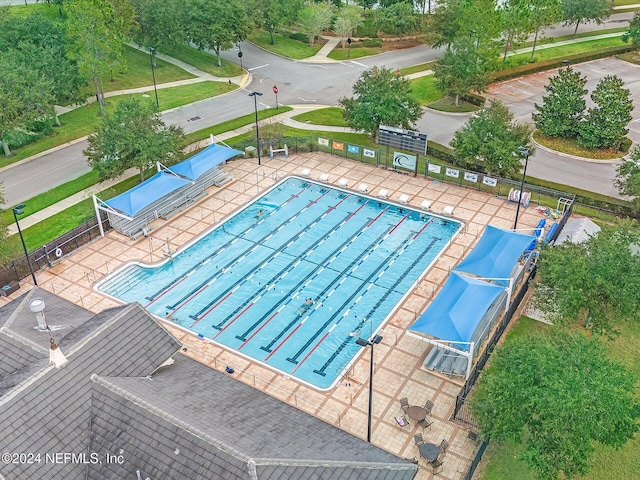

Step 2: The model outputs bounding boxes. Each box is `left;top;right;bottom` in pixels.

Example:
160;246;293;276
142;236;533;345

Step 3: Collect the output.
531;137;625;164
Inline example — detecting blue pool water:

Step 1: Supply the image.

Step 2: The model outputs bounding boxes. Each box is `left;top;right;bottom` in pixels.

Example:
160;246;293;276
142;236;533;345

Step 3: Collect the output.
97;177;463;389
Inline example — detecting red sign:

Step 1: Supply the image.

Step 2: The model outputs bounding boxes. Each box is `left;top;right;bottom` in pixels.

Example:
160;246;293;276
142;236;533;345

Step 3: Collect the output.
273;85;278;94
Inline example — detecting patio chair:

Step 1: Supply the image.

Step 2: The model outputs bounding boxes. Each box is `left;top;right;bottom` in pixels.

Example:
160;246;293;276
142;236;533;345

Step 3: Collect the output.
338;178;348;187
420;199;432;211
398;194;410;205
377;188;389;199
414;433;425;447
430;457;444;474
358;183;368;193
400;397;409;413
394;415;410;429
301;168;311;178
467;430;479;444
423;400;434;414
318;173;330;182
442;205;455;216
438;439;449;455
417;418;433;430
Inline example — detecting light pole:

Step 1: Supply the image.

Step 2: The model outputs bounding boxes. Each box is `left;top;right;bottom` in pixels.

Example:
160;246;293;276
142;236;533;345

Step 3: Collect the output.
149;47;159;109
513;147;531;230
249;91;263;165
12;204;37;286
356;334;383;443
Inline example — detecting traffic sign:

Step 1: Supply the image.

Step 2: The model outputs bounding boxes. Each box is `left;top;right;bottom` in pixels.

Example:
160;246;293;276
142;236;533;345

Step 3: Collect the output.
273;85;278;94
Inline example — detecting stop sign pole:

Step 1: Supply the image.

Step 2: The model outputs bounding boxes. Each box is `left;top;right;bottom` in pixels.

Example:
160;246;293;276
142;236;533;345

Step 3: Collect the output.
273;85;279;110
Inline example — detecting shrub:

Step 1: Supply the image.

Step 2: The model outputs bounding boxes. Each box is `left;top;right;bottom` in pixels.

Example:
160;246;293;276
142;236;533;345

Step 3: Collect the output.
360;38;383;47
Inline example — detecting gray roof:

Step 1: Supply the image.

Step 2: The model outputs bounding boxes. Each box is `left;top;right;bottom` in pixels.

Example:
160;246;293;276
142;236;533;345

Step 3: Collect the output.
0;287;94;352
555;217;600;244
0;303;181;480
0;293;416;480
86;354;417;480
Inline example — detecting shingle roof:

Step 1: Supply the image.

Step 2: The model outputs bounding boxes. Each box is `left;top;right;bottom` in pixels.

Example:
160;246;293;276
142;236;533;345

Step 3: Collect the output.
86;355;417;480
0;333;44;380
0;303;181;480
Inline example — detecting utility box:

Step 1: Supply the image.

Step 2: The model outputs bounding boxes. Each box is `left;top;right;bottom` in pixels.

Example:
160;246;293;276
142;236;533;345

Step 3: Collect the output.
245;146;257;157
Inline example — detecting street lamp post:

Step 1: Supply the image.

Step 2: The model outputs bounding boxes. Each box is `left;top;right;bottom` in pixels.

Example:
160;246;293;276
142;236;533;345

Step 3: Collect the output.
149;47;159;109
12;204;37;286
249;91;263;165
356;334;383;443
513;147;531;230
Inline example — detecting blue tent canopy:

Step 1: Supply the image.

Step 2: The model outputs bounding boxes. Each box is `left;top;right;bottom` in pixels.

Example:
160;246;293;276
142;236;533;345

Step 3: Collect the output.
105;172;191;217
168;143;242;180
454;225;535;284
409;272;505;349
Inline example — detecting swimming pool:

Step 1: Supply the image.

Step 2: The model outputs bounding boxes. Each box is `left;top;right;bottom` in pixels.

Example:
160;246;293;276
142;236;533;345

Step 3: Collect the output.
97;177;463;389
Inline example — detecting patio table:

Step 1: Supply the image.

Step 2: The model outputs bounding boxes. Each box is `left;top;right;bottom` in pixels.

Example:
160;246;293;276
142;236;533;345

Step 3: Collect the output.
407;406;427;422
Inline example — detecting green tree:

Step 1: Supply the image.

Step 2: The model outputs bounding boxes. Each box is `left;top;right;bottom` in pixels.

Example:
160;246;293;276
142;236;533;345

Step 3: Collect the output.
377;2;421;39
528;0;562;62
622;11;640;48
185;0;249;67
66;0;134;115
0;53;55;157
532;66;587;138
0;13;86;124
338;66;423;138
433;38;492;106
472;330;639;480
333;9;363;48
298;1;335;47
84;97;185;182
560;0;611;36
499;0;535;63
578;75;633;150
450;100;532;176
532;222;640;335
427;0;501;50
132;0;188;52
356;0;376;11
250;0;302;45
616;147;640;211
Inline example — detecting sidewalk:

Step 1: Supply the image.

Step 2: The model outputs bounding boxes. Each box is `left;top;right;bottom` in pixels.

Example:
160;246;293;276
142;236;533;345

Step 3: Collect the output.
7;105;355;235
298;37;341;64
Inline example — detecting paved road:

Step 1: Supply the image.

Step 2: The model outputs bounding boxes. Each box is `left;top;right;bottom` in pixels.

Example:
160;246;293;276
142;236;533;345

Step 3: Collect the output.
0;11;638;205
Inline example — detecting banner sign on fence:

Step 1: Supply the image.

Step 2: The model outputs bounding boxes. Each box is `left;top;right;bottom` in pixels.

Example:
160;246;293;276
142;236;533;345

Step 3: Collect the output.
483;176;498;187
348;144;359;154
318;137;329;146
428;164;441;174
393;151;417;170
464;172;478;183
363;148;376;158
333;141;344;150
446;167;459;178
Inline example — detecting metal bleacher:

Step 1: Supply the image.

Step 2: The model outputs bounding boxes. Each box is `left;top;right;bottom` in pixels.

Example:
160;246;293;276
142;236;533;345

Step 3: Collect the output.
107;166;232;239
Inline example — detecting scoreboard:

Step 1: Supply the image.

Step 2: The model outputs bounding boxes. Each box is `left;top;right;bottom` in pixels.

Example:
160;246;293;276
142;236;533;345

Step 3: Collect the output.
378;125;427;155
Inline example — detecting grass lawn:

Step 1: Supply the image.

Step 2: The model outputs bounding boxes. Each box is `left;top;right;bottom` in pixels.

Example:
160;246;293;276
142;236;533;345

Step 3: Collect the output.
7;3;63;21
182;106;292;145
164;43;243;77
533;131;629;160
617;51;640;65
327;47;382;60
507;36;627;65
399;62;437;76
479;317;640;480
93;45;197;95
291;108;348;127
409;76;445;105
615;0;640;5
0;81;235;169
248;31;322;59
428;97;480;113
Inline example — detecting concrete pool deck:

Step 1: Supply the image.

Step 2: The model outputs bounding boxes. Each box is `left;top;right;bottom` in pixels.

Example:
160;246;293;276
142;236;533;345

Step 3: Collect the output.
2;152;545;479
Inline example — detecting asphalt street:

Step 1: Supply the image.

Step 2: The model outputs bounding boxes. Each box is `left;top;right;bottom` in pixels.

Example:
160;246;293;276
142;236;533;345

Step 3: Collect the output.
0;11;637;205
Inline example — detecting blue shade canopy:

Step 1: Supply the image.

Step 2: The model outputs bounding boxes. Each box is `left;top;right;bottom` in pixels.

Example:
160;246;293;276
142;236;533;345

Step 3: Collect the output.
409;272;505;348
168;143;242;180
454;225;535;284
105;172;190;217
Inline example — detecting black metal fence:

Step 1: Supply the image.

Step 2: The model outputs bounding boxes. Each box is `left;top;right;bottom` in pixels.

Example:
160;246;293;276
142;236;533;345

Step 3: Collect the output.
462;440;489;480
0;212;111;287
